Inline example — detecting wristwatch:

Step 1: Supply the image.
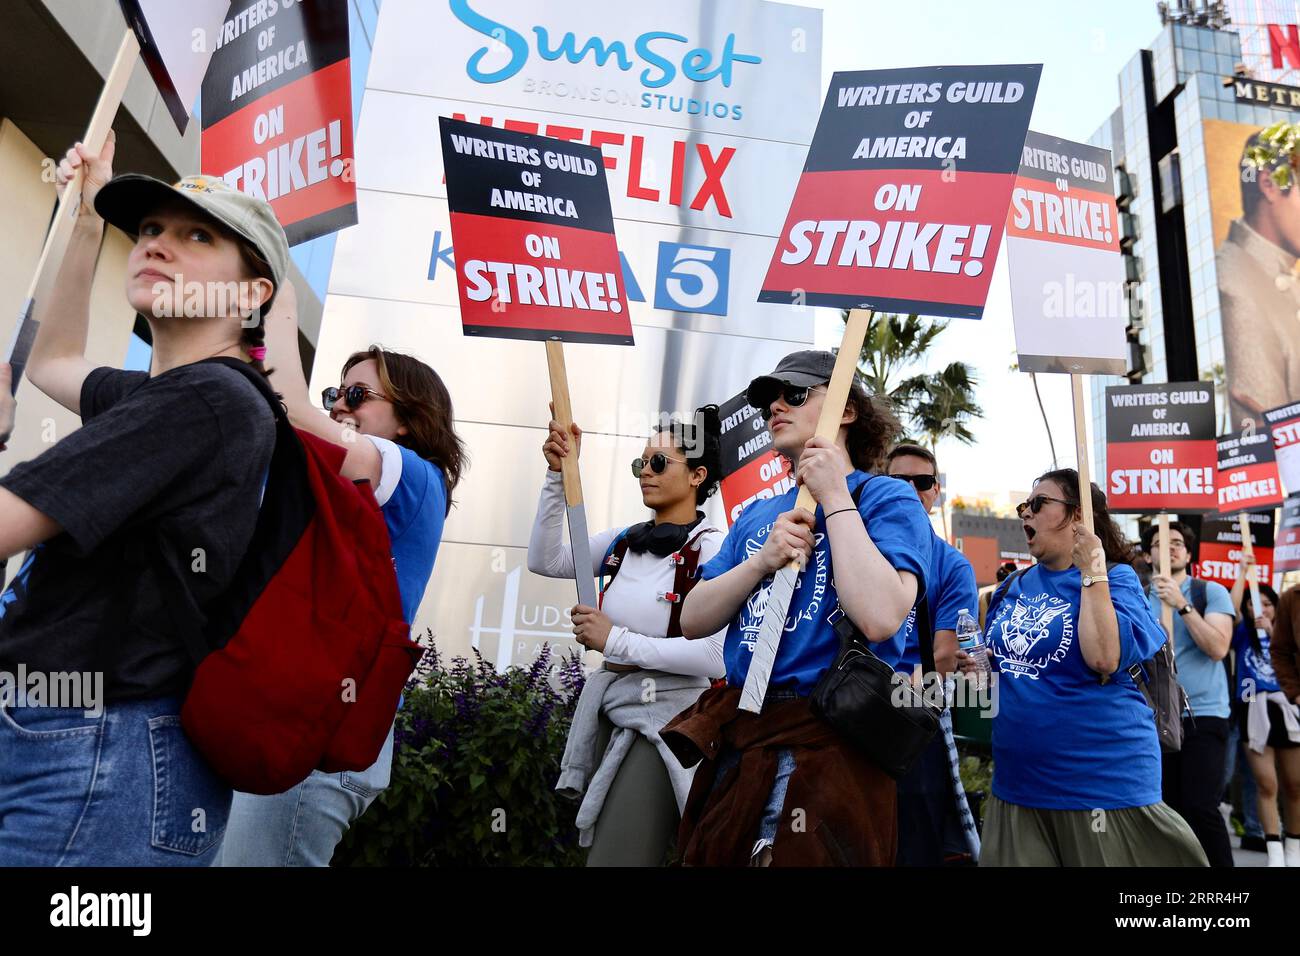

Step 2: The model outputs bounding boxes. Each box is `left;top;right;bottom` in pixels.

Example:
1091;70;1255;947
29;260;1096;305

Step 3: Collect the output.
1177;604;1194;616
1082;574;1109;587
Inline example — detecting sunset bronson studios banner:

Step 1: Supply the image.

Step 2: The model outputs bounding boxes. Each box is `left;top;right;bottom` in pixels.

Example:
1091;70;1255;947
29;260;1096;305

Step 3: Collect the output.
201;0;356;244
1105;382;1218;514
440;117;631;344
759;64;1040;318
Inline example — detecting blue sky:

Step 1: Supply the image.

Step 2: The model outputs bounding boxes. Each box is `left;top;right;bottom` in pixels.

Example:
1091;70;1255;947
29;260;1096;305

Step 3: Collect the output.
790;0;1170;506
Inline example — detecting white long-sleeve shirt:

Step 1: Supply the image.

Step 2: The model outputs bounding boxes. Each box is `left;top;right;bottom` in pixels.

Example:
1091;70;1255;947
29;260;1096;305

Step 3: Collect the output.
527;470;726;678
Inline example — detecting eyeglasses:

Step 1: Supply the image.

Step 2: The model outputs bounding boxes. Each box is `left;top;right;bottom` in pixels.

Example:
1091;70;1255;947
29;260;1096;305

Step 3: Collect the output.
759;383;826;421
1016;495;1077;519
321;384;390;412
889;473;937;492
631;453;686;477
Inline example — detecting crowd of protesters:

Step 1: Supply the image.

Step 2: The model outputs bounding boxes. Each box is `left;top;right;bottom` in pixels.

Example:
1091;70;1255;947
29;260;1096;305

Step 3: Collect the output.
0;138;1298;867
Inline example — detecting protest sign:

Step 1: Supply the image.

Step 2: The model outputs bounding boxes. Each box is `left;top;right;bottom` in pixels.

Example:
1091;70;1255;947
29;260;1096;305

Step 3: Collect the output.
1197;511;1275;590
440;117;632;345
759;64;1040;319
200;0;356;245
1105;382;1218;513
119;0;230;133
1216;431;1285;512
1277;495;1300;574
1006;130;1126;375
717;390;793;527
1265;401;1300;494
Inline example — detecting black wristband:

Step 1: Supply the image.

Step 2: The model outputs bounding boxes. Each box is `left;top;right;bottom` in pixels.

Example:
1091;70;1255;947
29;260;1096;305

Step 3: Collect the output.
824;507;857;521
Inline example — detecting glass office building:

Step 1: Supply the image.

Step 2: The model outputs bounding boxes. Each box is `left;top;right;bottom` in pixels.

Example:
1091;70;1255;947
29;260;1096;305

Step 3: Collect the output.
1089;5;1300;479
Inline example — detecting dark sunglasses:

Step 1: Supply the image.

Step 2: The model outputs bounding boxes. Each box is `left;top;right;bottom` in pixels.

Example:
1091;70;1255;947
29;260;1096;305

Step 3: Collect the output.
1016;495;1077;519
631;453;686;477
321;384;389;412
759;383;825;421
889;473;937;492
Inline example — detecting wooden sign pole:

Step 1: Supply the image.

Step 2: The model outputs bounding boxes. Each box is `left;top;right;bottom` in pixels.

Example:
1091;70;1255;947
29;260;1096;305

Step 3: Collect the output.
544;339;598;612
1238;512;1265;628
1070;373;1095;532
1159;512;1174;638
6;29;139;383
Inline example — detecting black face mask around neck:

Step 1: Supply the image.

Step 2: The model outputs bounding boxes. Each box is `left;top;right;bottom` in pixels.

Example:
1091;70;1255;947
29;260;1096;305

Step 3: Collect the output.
623;514;705;557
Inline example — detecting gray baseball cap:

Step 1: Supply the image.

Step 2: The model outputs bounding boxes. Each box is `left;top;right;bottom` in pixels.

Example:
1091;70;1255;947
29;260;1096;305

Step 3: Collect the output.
94;173;289;309
746;350;838;410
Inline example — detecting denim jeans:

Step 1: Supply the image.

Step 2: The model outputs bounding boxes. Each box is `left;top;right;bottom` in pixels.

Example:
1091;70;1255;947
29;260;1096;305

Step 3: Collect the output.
217;725;395;866
1223;719;1263;839
0;696;231;866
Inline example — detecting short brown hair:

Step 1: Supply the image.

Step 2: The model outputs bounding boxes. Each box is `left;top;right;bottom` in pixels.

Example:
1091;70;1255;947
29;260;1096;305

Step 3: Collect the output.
886;443;937;474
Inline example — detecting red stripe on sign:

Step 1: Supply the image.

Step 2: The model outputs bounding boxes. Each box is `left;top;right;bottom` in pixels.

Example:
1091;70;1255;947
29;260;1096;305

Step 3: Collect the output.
1005;178;1122;253
448;213;631;339
719;453;793;527
1273;415;1300;450
1197;543;1274;590
761;168;1015;311
1217;461;1285;511
201;59;356;233
1105;439;1219;512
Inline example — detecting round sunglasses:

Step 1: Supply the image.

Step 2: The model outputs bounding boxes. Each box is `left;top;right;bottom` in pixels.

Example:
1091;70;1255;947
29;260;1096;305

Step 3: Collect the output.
889;473;937;492
1016;494;1077;519
758;383;826;421
321;384;390;412
631;453;686;478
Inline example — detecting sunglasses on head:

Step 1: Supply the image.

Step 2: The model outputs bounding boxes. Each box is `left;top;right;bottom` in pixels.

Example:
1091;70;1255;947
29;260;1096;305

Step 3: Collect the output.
889;473;937;492
321;384;388;412
631;453;686;478
1016;494;1077;519
759;383;826;421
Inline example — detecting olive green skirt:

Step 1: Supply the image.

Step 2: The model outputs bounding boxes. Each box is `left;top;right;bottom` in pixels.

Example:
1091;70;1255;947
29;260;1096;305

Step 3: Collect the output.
979;795;1209;867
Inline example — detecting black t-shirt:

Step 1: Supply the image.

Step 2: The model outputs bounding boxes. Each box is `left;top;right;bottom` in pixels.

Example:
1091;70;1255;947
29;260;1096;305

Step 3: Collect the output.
0;362;276;700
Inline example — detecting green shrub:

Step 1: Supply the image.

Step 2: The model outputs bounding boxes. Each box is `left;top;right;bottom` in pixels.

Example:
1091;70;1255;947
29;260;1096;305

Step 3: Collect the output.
334;638;587;866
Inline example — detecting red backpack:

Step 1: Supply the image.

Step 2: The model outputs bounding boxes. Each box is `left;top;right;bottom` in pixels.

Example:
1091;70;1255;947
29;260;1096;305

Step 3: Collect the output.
178;358;419;794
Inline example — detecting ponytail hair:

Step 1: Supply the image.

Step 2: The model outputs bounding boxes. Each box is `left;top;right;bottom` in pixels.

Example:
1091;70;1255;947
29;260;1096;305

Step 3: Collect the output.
236;241;276;380
658;404;722;505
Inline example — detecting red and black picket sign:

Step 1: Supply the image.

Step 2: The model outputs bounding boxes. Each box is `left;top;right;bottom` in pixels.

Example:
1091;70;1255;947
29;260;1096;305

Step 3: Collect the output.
759;64;1040;319
1196;511;1275;591
1278;495;1300;574
1216;432;1284;513
440;116;632;345
1265;400;1300;495
200;0;356;245
717;390;792;527
1104;382;1217;514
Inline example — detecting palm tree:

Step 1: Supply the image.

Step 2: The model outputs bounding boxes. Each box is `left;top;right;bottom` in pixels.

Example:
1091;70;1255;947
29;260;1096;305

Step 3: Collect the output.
844;310;983;448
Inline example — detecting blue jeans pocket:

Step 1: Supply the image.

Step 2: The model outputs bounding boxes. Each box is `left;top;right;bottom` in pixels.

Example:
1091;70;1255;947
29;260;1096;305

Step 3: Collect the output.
148;716;232;856
340;726;394;799
0;705;103;740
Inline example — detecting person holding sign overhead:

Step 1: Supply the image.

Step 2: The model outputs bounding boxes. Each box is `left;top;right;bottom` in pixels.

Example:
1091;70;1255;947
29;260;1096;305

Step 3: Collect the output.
529;403;726;866
663;351;932;866
219;280;462;866
962;469;1206;866
0;133;283;865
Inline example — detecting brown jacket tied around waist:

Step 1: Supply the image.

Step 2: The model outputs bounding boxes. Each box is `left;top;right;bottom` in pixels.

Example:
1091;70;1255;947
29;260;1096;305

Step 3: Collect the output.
661;684;897;866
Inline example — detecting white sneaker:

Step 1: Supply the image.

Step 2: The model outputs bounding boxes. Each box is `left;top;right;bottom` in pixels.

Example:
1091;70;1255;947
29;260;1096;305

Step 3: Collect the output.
1286;837;1300;867
1267;841;1287;867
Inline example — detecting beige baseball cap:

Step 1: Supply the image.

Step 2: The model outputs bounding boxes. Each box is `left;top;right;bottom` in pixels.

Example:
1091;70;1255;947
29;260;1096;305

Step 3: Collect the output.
94;173;289;309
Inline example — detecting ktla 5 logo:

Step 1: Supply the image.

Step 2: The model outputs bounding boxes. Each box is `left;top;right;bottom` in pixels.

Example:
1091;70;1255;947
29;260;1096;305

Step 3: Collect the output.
654;241;730;315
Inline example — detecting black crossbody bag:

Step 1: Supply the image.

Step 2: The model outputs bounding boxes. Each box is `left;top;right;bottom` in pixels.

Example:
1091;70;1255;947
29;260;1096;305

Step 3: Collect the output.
810;479;941;779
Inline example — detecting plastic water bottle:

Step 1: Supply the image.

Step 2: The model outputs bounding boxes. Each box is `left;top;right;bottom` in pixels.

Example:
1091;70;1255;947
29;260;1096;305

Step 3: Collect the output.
956;608;990;676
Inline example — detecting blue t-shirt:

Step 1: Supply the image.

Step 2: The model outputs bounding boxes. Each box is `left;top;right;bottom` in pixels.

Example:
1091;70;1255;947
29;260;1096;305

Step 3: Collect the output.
1146;577;1234;719
1232;620;1282;701
897;531;978;674
985;562;1168;810
699;471;932;697
379;444;447;624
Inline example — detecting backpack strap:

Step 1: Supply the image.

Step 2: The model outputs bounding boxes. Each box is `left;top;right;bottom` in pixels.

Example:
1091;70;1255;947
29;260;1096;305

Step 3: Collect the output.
1189;577;1208;617
597;530;631;610
985;566;1030;628
666;524;714;637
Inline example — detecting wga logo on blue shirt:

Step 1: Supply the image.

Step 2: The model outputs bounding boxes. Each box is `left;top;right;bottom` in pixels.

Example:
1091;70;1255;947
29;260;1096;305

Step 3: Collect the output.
449;0;762;93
